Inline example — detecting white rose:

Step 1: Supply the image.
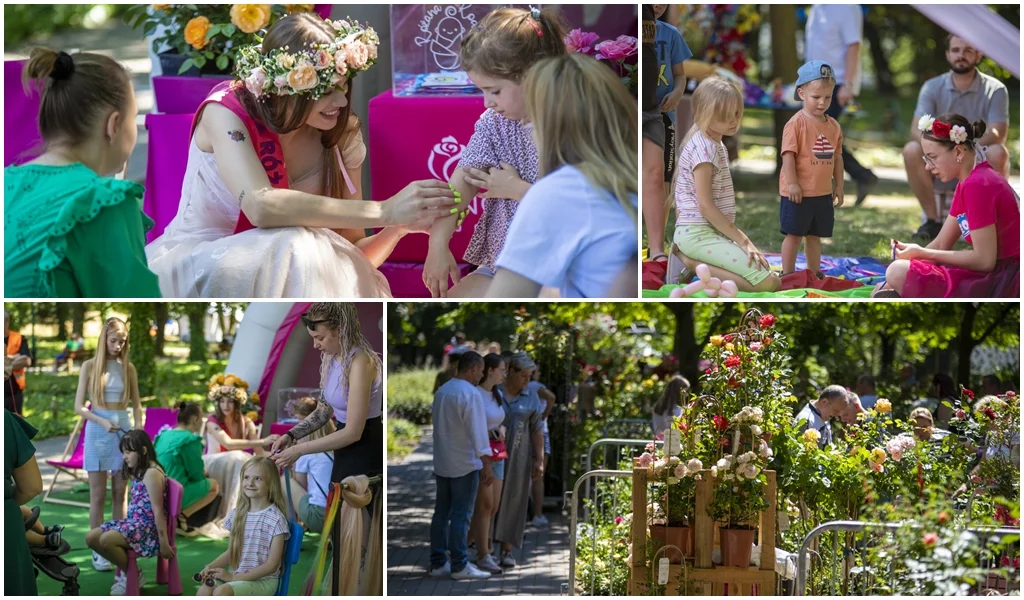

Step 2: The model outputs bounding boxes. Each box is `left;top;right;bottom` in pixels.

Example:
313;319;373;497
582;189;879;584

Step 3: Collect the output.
750;424;762;437
949;125;968;144
710;466;719;478
687;458;703;473
716;458;729;469
918;114;935;132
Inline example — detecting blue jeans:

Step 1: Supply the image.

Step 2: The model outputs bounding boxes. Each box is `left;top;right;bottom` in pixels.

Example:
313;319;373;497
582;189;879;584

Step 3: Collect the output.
430;470;480;572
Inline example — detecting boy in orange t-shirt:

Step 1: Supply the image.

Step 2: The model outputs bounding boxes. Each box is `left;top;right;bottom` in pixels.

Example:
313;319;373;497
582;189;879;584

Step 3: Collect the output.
780;60;845;276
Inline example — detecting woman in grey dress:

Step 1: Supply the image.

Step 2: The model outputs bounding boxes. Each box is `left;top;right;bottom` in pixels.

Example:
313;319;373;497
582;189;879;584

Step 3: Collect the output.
73;317;143;572
494;352;545;568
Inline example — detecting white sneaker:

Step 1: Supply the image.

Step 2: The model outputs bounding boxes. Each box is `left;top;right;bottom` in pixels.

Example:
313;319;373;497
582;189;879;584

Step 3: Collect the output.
500;552;517;568
466;546;478;562
451;562;491;580
531;515;549;527
429;562;451;577
476;554;503;574
92;551;113;572
110;571;127;595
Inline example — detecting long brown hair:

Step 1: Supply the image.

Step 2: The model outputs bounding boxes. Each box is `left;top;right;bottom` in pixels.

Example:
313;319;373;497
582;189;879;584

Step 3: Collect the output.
480;353;505;406
523;53;638;220
119;429;161;482
90;318;131;408
23;47;132;150
305;303;383;396
654;375;690;416
236;12;360;200
229;456;287;571
460;7;568;82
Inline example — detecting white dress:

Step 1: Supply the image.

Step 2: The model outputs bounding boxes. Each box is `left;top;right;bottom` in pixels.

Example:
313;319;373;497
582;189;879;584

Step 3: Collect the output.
145;132;392;298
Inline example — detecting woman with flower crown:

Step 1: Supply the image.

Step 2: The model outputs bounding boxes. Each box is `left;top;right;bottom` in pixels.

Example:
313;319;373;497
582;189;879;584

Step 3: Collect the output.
873;112;1019;298
146;13;457;298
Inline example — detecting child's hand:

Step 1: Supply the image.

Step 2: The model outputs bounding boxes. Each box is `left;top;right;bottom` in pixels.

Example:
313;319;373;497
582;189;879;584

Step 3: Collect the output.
787;183;803;204
208;568;232;582
660;88;684;114
464;163;530;201
893;241;924;260
159;540;176;560
423;247;462;298
834;186;844;207
742;240;771;271
270;434;293;454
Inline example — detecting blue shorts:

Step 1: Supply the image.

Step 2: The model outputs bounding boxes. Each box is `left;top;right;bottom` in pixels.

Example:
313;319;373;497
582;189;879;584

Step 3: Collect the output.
780;194;834;238
492;458;505;481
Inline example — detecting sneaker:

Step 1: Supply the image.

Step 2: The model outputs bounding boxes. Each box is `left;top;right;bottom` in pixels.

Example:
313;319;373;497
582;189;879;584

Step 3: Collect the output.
466;544;477;562
476;554;503;574
110;571;127;595
531;515;549;527
912;219;943;242
855;172;879;206
500;552;517;568
451;563;491;580
429;562;451;577
92;551;113;572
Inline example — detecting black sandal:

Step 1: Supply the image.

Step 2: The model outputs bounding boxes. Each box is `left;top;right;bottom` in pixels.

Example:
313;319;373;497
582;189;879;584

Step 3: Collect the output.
24;506;40;531
45;530;63;548
43;524;64;537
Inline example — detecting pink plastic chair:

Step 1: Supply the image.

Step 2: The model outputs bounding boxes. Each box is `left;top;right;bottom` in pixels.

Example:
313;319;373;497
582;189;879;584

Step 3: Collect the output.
122;478;183;595
43;414;89;508
144;407;179;442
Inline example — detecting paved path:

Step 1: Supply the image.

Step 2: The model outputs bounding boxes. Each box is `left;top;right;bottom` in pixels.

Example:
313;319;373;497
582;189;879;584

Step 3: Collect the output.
387;428;570;596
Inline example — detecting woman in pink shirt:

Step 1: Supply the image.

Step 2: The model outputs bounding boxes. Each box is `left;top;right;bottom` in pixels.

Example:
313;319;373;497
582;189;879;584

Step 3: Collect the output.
875;113;1019;298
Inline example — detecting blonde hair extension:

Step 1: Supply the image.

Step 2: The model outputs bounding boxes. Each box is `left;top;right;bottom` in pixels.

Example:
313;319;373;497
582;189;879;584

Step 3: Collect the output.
90;317;130;408
523;53;638;221
229;456;288;571
364;489;383;595
337;475;373;595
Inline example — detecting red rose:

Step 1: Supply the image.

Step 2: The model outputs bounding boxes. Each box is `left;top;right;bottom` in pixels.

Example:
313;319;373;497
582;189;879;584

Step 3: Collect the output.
931;119;951;139
728;377;741;389
713;415;728;431
759;314;776;328
724;355;742;369
984;407;996;419
937;511;950;525
705;368;713;375
955;409;967;420
763;336;772;345
723;334;735;342
962;388;975;399
1006;391;1016;398
677;420;689;432
922;532;939;547
717;436;730;447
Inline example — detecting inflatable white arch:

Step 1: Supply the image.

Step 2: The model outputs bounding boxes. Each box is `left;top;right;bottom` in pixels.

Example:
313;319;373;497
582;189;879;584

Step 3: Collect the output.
224;302;384;424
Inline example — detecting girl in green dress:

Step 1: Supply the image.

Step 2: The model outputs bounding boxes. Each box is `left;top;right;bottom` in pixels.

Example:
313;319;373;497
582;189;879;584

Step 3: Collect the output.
153;402;220;536
4;48;160;298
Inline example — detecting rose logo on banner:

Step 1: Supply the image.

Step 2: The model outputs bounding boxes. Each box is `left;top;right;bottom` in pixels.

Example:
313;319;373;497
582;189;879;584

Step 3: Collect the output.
414;5;478;70
428;134;479;232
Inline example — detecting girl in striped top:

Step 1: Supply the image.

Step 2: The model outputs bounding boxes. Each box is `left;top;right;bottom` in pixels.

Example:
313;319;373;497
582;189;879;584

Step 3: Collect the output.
670;77;780;293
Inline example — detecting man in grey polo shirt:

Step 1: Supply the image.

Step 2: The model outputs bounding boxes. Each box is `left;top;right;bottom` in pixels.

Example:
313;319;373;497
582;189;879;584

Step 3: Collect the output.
794;385;850;448
903;34;1010;240
429;351;494;580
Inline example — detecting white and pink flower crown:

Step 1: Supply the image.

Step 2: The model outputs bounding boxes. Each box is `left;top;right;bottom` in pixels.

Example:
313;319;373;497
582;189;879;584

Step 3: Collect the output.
917;114;968;145
235;17;379;100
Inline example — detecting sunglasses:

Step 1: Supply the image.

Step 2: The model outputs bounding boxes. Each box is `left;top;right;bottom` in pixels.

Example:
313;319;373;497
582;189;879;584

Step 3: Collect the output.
301;314;328;330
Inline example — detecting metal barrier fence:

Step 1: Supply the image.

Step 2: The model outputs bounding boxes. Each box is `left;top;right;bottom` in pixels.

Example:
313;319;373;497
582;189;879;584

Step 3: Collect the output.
795;520;1021;596
580;438;661;521
566;469;634;596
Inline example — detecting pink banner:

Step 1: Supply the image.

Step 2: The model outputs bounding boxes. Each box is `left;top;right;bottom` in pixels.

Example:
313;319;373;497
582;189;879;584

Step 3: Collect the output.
4;60;43;166
367;90;485;263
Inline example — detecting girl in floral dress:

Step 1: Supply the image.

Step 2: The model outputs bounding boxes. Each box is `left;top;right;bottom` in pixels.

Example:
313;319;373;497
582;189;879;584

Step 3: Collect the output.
85;430;174;595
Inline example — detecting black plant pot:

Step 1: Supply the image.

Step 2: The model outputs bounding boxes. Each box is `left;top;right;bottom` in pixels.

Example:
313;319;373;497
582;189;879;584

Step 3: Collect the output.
157;51;200;77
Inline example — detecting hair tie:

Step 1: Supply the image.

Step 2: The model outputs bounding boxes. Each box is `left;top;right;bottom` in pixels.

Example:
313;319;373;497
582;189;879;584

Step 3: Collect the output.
526;7;543;37
51;51;75;81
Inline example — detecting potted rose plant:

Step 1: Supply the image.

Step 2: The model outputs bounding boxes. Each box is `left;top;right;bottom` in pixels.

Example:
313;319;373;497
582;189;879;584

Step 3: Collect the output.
640;437;703;563
707;450;770;567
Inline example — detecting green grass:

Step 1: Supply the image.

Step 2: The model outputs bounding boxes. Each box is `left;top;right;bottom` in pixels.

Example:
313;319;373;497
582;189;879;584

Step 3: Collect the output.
386;418;421;462
385;369;436;426
25;488;324;596
24;358;227;440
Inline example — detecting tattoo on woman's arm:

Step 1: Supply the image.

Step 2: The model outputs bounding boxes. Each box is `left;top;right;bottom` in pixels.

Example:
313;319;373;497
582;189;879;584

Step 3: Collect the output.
288;398;334;440
228;130;246;142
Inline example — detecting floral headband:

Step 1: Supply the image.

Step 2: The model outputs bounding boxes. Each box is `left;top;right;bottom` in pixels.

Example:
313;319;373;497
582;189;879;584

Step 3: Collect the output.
235;17;379;100
917;114;968;145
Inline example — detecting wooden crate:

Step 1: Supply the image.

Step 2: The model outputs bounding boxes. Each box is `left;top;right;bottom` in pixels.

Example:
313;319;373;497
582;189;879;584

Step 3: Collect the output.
628;459;777;595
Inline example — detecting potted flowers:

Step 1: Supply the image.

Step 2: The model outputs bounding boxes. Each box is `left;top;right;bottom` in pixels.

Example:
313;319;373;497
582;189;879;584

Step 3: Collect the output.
641;438;702;563
708;451;770;567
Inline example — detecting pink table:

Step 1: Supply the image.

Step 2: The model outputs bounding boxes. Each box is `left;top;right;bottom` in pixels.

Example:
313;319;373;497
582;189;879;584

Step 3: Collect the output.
367;90;487;296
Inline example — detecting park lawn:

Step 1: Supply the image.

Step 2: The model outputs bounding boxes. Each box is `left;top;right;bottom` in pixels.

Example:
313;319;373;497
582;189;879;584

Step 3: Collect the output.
23;358;227;440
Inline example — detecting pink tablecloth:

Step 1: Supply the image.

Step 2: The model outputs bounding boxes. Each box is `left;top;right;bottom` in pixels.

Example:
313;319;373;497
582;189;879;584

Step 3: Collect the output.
270;422;295;437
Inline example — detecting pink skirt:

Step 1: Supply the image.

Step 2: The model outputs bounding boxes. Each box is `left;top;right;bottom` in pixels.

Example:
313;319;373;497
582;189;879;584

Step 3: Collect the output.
903;257;1020;298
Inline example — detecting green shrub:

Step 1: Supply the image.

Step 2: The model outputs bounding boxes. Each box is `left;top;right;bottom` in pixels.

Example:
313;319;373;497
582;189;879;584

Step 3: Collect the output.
387;368;436;425
387;418;421;462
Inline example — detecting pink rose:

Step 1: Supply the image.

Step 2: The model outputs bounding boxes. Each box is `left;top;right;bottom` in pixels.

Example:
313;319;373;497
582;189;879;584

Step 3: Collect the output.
922;532;939;547
274;75;288;89
1006;391;1016;398
638;452;653;468
343;41;370;70
749;342;762;352
673;464;686;478
244;67;268;96
333;49;348;73
595;35;638;61
615;516;624;525
564;28;600;54
955;409;967;420
286;63;318;92
314;49;332;70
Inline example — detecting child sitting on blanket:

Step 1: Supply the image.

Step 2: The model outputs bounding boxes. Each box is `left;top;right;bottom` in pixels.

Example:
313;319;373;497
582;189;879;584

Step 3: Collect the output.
486;53;639;298
422;7;568;298
4;48;160;298
197;456;290;596
670;77;780;293
779;61;845;276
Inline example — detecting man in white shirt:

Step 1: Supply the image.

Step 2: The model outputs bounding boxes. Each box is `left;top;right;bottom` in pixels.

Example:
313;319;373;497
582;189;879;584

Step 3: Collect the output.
794;385;851;448
429;351;494;580
806;4;878;205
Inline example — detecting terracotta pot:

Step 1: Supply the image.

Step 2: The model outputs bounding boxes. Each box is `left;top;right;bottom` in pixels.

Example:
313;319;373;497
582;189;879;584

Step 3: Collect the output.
649;524;694;564
719;527;755;567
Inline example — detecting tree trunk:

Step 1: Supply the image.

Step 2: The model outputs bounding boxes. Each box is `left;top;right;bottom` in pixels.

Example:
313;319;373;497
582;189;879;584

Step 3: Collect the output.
154;303;168;357
187;303;208;363
863;15;894;95
72;303;86;336
664;303;699;392
879;333;895;381
770;4;799;174
955;303;977;387
55;303;69;340
216;303;229;340
129;303;157;399
227;306;238;336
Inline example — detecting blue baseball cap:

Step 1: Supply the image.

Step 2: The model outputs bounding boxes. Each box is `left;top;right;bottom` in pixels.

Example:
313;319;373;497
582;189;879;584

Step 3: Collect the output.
794;60;836;101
